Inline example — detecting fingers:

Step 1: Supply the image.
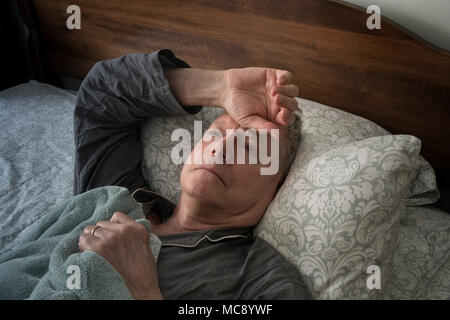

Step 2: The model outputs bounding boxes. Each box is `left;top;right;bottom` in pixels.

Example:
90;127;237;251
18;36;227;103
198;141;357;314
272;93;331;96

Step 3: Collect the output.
274;107;295;127
83;224;112;239
96;220;116;230
82;216;123;241
79;232;102;252
274;94;299;112
110;211;133;224
271;84;299;98
276;70;293;86
105;213;150;237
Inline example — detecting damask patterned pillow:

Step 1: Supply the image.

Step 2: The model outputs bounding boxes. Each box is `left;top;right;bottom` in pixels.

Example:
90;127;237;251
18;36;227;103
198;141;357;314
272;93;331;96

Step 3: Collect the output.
295;98;439;206
255;134;422;299
383;206;450;299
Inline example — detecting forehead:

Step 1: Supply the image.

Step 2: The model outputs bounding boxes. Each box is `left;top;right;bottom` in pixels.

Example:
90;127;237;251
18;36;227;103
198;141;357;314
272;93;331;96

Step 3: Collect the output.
209;113;288;140
209;113;239;130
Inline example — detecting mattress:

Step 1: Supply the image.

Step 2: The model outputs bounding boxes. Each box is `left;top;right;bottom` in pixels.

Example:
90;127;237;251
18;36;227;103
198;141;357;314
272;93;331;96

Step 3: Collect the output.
0;81;76;251
0;80;448;299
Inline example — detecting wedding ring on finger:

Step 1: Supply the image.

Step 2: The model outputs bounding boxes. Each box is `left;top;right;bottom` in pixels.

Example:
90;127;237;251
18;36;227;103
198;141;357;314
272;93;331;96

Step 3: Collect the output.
90;225;101;237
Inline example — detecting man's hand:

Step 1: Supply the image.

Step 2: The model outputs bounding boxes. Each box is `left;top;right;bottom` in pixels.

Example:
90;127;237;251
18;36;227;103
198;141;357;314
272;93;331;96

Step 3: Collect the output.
165;66;299;130
79;212;163;300
223;67;299;130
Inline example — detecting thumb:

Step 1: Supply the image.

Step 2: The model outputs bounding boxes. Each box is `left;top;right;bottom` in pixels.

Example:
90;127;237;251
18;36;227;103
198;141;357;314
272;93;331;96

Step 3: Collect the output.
110;211;133;224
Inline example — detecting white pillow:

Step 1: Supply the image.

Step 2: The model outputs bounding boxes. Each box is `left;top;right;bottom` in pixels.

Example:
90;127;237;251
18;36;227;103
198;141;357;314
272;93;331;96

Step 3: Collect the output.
292;98;439;206
256;134;421;299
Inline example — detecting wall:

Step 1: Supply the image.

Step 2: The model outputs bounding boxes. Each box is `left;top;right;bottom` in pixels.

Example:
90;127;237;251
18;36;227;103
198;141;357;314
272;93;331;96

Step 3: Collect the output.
342;0;450;52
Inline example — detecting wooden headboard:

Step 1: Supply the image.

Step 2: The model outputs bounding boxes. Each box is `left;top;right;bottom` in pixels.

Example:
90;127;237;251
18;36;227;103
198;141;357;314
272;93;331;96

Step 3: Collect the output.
24;0;450;193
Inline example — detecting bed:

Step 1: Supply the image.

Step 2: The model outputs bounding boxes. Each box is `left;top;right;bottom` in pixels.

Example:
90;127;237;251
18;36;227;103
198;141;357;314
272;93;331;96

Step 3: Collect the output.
1;0;449;299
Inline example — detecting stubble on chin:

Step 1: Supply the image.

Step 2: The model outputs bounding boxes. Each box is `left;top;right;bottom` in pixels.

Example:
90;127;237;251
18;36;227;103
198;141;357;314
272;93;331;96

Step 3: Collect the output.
183;169;224;204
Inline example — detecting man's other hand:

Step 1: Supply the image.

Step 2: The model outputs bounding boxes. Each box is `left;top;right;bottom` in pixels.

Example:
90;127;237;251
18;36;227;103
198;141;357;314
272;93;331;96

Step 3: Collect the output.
79;212;163;300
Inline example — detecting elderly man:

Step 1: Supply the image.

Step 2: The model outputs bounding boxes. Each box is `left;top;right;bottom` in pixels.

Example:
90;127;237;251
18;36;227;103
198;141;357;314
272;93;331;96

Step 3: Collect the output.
75;49;308;300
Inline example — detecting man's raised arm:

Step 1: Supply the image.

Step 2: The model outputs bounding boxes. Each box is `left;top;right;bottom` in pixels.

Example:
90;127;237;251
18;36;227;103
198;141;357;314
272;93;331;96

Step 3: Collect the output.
74;49;298;195
73;49;202;195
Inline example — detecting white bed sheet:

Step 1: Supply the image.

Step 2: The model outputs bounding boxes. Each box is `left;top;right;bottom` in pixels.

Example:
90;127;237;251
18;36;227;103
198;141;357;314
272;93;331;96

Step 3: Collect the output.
0;81;76;251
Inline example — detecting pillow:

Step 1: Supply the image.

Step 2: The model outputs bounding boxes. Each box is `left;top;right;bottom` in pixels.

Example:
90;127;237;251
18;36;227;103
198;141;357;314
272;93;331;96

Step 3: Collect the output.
255;134;421;299
294;98;439;206
383;205;450;299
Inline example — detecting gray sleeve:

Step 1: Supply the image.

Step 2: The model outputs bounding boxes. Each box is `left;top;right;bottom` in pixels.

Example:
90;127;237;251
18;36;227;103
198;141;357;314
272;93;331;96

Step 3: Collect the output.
73;49;202;195
247;266;312;300
249;280;311;300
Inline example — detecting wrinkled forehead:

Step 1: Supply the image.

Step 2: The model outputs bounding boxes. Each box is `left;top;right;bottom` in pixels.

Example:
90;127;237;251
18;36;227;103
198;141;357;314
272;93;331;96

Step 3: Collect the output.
209;113;240;131
208;112;288;141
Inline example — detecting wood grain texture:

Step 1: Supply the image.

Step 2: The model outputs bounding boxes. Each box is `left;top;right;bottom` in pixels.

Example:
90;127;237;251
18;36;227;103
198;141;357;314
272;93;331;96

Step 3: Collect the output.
30;0;450;189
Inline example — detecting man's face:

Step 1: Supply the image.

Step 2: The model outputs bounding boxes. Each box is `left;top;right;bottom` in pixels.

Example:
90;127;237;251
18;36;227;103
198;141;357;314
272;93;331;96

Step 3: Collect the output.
180;113;288;224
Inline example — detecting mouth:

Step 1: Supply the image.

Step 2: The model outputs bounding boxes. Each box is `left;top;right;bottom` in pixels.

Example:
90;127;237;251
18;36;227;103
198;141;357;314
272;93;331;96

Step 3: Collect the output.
195;166;226;187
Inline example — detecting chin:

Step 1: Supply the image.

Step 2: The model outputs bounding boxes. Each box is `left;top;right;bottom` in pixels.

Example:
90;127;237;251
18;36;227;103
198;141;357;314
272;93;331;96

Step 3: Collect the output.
181;168;224;205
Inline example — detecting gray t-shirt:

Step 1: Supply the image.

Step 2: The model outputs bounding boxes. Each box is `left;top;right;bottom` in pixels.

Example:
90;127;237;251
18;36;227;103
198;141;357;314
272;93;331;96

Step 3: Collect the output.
73;49;310;299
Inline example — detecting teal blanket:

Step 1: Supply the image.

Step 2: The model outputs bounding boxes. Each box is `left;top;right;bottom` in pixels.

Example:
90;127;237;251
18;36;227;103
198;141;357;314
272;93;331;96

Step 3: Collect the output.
0;186;161;300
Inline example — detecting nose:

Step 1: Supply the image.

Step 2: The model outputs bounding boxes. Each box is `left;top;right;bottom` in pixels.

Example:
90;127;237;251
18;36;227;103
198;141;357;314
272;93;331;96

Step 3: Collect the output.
221;133;242;164
210;138;226;163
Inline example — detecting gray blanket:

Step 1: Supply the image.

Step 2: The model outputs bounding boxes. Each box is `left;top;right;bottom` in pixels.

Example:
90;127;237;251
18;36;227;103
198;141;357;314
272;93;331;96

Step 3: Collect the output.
0;186;161;299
